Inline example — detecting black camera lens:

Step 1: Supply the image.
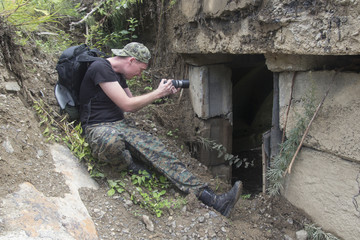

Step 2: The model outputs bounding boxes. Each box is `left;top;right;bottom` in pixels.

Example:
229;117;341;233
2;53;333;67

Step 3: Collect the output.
171;80;189;88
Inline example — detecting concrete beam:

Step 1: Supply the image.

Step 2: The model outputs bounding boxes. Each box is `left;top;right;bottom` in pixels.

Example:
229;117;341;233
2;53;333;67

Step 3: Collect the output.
189;64;232;119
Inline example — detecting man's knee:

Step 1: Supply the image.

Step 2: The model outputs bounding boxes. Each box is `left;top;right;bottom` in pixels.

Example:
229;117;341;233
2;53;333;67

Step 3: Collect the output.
85;126;126;165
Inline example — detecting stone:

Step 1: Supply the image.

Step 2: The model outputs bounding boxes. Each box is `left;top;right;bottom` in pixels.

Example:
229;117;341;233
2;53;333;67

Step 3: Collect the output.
142;215;154;232
296;230;308;240
4;81;20;92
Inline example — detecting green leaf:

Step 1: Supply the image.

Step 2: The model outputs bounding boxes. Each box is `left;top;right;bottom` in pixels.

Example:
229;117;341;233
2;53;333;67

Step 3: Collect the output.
107;188;116;196
108;180;117;188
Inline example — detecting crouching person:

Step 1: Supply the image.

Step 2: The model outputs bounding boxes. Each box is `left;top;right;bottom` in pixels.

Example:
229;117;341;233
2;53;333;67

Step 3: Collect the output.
79;42;242;217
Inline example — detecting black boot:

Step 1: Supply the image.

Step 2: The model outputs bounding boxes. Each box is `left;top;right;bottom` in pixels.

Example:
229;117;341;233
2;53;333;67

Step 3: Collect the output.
127;161;152;178
122;150;152;178
198;181;243;217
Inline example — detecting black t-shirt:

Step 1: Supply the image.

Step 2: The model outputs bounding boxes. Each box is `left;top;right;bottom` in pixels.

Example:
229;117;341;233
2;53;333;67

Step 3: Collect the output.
79;58;128;129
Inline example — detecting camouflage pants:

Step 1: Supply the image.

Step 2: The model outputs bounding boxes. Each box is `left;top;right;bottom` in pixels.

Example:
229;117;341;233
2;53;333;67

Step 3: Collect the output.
85;119;206;194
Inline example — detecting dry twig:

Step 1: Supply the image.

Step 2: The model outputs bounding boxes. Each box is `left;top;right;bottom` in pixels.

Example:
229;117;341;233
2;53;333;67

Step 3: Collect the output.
69;1;105;30
284;71;339;175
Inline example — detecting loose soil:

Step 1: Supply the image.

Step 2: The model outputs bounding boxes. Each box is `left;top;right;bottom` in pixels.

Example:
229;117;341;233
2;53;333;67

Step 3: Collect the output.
0;22;313;240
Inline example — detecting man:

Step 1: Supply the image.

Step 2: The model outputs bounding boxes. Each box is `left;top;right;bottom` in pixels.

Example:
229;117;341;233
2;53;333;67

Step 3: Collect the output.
79;42;242;217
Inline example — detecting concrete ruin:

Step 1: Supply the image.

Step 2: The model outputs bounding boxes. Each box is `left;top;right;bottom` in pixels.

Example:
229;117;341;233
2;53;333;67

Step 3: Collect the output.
163;0;360;239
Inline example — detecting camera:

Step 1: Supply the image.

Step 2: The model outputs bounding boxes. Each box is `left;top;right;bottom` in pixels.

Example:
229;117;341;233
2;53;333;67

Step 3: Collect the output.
165;79;190;88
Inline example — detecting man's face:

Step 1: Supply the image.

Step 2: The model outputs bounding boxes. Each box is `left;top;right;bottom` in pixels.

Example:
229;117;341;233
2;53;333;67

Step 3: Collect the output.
124;58;148;79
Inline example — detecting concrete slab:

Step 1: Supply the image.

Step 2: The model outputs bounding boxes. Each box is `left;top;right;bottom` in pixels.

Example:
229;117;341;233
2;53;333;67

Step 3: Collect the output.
0;144;99;240
279;71;360;163
283;148;360;240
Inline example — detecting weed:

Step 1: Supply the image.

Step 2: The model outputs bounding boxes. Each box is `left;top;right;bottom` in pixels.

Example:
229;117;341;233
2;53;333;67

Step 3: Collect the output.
194;136;245;168
267;86;317;195
1;0;79;51
32;97;102;178
107;179;126;196
167;128;179;138
305;224;340;240
241;194;251;200
108;170;186;217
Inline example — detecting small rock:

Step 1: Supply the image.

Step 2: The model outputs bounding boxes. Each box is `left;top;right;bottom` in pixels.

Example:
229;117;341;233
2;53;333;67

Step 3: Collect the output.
209;211;218;218
3;138;14;153
284;234;293;240
198;216;205;223
124;199;133;208
182;206;187;212
296;230;308;240
142;215;154;232
37;150;44;158
5;82;21;92
208;229;216;238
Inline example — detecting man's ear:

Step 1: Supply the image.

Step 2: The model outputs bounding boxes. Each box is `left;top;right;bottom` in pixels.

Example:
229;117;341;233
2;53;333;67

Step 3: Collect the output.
129;57;136;63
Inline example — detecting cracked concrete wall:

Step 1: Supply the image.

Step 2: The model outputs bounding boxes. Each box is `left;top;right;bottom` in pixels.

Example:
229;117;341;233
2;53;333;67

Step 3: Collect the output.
171;0;360;55
279;70;360;239
164;1;360;239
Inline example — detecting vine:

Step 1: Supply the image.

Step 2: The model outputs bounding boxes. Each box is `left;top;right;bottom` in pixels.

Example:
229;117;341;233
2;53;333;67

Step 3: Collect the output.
194;136;249;168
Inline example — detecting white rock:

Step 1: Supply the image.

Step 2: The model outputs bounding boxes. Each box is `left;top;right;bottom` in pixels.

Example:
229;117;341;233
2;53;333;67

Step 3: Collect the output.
142;215;154;232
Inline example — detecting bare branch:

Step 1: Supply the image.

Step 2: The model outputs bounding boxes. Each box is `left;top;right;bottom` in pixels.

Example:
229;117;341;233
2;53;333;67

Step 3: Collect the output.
285;71;339;175
4;0;31;19
69;1;105;31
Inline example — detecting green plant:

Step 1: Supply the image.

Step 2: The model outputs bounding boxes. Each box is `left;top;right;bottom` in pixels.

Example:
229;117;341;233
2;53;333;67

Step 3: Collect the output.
84;0;141;50
1;0;79;49
31;96;103;178
169;0;177;9
107;179;126;196
194;136;245;168
144;86;153;91
267;88;317;195
241;194;251;200
126;72;155;95
305;224;340;240
1;0;57;31
108;169;186;217
167;128;178;138
88;17;139;51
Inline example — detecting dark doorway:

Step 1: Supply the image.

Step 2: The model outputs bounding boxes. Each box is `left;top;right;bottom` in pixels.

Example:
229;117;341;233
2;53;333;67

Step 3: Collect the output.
230;55;273;194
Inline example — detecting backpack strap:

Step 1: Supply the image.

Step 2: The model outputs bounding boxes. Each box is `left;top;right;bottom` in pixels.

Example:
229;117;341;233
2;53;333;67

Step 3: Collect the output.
77;54;102;63
89;48;108;58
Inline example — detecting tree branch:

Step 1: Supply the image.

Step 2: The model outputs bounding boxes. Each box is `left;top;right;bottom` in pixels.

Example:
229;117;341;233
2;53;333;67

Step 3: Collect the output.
69;1;105;31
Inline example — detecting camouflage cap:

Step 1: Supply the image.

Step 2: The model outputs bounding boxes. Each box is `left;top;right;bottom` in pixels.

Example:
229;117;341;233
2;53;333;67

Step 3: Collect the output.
111;42;151;64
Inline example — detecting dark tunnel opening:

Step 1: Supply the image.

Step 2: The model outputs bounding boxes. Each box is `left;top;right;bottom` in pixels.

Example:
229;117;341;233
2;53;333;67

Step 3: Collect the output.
229;55;273;194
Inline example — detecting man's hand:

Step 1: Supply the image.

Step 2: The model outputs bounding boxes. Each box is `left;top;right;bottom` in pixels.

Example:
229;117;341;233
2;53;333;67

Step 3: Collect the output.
158;79;178;96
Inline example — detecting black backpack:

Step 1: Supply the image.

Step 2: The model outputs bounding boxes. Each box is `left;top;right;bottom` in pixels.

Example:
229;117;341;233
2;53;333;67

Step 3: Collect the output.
54;44;106;121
